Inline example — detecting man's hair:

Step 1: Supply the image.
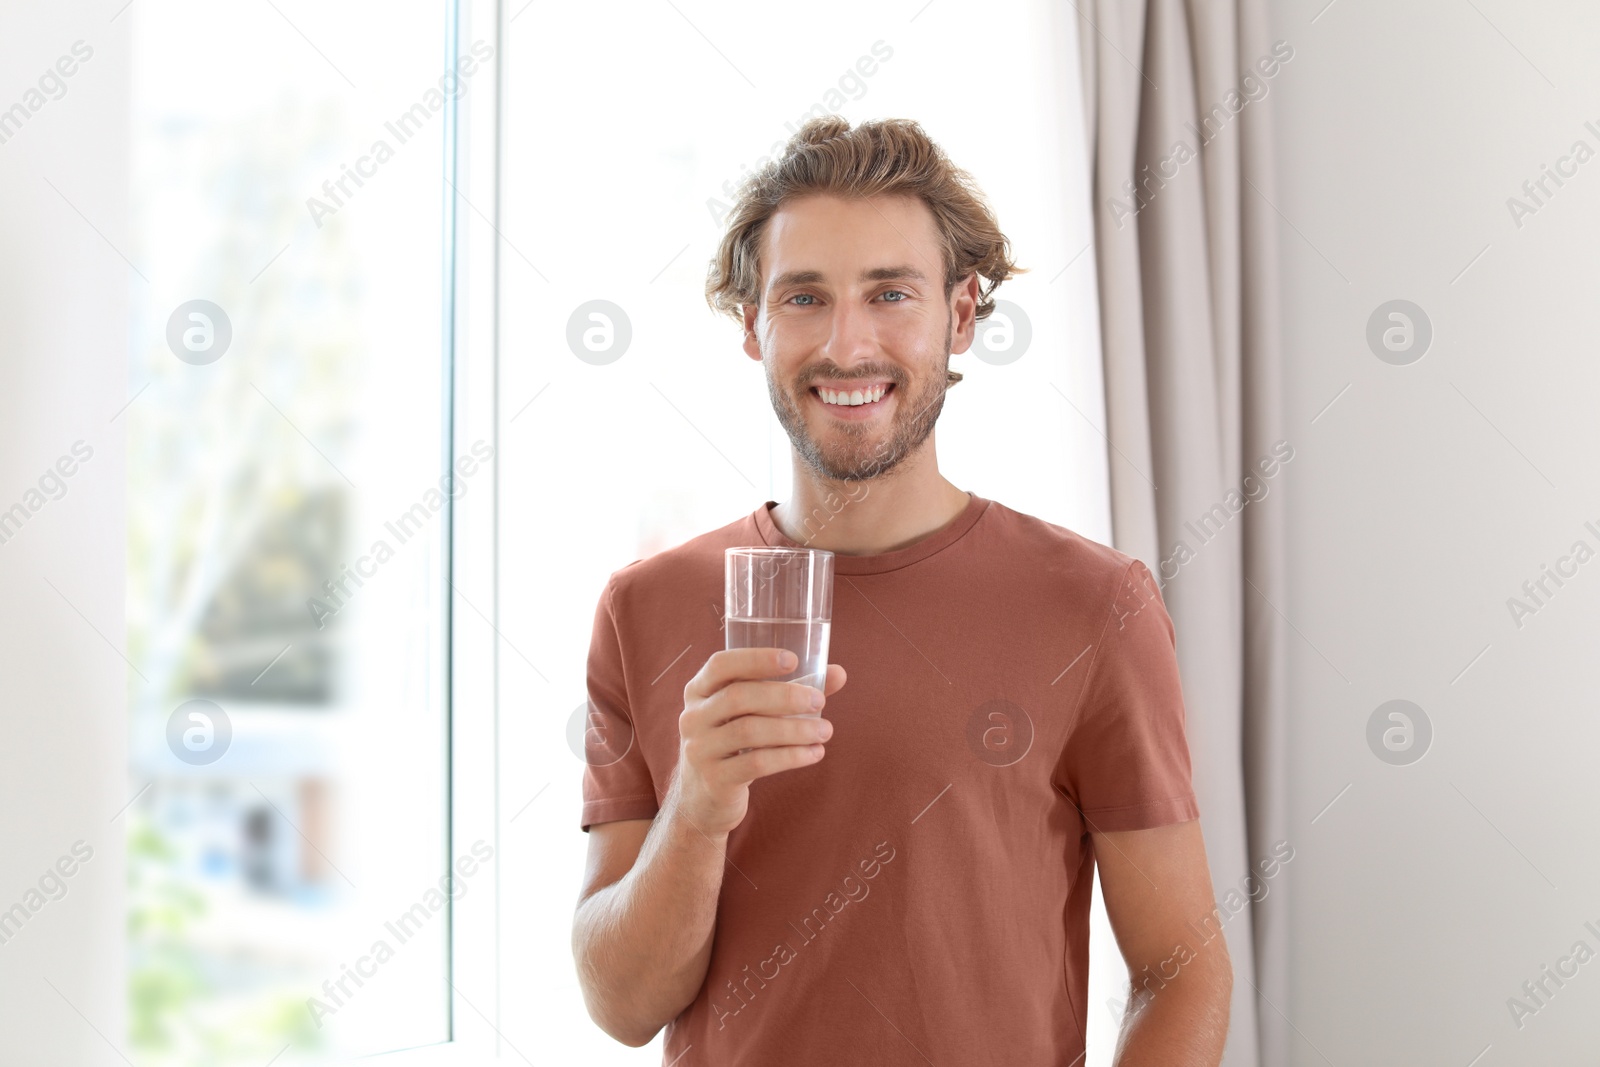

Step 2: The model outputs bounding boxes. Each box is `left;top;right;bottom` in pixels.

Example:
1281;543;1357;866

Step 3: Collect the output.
705;116;1024;386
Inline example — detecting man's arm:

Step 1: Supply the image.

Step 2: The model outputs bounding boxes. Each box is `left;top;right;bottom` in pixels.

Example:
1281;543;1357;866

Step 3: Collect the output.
1095;819;1232;1066
571;812;728;1047
571;651;845;1047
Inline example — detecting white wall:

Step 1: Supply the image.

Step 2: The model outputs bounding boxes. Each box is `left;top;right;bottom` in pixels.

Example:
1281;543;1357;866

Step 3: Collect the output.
0;2;128;1060
1270;1;1600;1062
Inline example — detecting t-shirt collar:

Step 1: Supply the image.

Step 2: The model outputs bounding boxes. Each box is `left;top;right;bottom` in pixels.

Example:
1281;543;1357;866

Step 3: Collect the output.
750;490;990;576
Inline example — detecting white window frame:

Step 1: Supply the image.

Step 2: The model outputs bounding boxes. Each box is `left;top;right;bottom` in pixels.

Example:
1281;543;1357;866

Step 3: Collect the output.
371;0;502;1059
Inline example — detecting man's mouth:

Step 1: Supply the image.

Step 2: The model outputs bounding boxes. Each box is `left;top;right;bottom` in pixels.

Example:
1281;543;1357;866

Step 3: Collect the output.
809;382;894;410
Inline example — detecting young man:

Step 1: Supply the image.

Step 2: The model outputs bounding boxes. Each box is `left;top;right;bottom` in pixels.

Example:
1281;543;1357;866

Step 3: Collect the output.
572;117;1231;1065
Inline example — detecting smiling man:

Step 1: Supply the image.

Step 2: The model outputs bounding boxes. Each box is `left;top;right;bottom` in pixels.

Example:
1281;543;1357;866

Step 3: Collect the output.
571;117;1231;1066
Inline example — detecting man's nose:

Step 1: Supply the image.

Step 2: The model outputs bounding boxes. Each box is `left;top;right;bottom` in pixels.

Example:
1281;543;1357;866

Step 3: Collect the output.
820;298;877;366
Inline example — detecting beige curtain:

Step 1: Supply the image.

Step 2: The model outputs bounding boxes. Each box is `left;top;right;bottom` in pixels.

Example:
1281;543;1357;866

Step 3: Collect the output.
1077;1;1289;1064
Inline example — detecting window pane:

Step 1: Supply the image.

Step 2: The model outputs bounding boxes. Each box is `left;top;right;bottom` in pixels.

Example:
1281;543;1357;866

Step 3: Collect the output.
126;2;458;1061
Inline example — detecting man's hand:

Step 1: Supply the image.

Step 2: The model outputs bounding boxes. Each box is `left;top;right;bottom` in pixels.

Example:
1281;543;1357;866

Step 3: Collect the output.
1096;819;1233;1066
669;647;847;838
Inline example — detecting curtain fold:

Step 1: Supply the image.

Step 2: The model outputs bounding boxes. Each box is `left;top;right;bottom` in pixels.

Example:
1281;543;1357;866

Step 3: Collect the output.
1077;1;1289;1064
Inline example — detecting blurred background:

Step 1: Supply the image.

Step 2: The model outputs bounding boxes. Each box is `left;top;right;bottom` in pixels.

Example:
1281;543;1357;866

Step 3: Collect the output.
2;0;1598;1065
117;1;456;1061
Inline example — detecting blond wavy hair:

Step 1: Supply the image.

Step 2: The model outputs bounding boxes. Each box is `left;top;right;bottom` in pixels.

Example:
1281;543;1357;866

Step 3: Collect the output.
705;117;1024;387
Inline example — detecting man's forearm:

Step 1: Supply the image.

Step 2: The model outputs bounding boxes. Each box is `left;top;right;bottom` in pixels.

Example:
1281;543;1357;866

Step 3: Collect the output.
1112;959;1232;1066
572;808;728;1046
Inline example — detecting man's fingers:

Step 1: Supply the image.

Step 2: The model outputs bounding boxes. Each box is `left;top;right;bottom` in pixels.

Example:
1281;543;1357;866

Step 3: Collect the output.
684;646;796;701
719;742;826;782
685;703;831;763
718;709;831;754
822;663;847;697
700;679;820;727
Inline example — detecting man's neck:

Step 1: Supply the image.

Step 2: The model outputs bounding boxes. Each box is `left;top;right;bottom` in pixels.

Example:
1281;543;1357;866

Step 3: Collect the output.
770;440;970;556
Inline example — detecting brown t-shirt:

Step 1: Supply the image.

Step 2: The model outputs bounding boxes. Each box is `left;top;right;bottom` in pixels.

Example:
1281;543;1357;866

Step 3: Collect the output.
580;491;1199;1065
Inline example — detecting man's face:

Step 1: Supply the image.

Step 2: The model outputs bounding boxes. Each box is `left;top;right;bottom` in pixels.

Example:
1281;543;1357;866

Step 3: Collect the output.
742;194;977;483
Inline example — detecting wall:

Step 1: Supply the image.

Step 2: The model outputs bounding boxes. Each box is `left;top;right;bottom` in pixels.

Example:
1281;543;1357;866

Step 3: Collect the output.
1270;1;1600;1062
0;1;129;1059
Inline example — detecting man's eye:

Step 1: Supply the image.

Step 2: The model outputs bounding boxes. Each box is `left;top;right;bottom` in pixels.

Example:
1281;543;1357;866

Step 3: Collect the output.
880;290;908;302
790;293;817;305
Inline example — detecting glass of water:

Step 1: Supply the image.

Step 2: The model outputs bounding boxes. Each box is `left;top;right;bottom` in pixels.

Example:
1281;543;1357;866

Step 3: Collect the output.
725;547;834;711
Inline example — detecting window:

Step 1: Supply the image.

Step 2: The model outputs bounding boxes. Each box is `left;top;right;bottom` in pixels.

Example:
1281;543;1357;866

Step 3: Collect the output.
125;2;481;1061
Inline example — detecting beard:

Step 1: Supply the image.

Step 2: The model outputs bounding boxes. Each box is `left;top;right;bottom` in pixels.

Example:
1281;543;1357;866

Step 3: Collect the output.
765;319;953;483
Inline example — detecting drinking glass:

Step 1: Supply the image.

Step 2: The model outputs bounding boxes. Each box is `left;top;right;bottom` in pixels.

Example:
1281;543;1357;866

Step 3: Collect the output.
724;547;834;712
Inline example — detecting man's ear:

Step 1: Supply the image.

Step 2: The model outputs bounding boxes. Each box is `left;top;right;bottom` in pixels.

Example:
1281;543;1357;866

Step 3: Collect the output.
948;273;981;355
741;304;763;362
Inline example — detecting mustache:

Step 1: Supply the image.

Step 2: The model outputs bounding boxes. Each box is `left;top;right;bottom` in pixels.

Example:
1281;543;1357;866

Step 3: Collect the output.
800;368;907;388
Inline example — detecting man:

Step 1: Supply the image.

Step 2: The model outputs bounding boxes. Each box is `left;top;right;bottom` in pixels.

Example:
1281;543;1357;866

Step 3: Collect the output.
572;116;1231;1065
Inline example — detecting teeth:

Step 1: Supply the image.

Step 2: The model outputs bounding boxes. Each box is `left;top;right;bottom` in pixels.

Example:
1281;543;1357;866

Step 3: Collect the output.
819;385;887;406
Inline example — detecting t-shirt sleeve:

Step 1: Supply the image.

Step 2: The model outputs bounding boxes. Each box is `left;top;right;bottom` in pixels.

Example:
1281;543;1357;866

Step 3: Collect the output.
580;573;661;832
1057;559;1199;834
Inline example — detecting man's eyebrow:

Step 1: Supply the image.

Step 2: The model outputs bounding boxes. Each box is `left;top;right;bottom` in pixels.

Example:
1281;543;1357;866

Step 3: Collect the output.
767;265;931;291
768;269;825;290
861;265;928;283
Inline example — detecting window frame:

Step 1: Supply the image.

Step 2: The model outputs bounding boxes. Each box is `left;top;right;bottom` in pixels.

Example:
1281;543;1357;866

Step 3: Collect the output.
370;0;502;1059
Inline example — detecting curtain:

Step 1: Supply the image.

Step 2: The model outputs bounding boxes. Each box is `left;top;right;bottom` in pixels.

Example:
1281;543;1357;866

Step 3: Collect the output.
1076;1;1290;1064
